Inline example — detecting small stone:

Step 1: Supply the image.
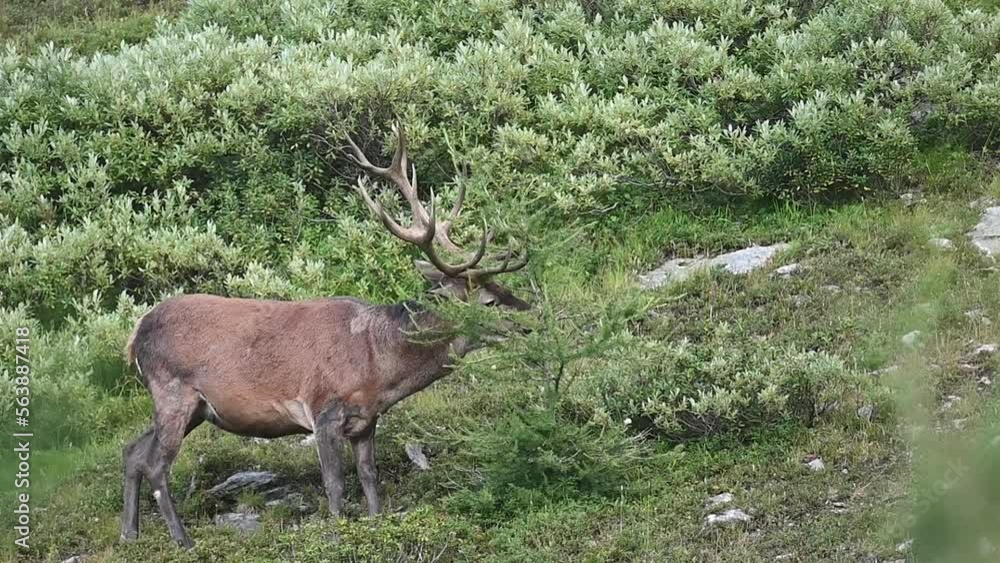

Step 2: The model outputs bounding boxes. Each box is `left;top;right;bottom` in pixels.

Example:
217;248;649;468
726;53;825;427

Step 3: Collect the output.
265;491;310;514
941;395;962;411
774;554;794;561
207;471;277;498
968;207;1000;259
820;284;842;294
792;294;811;307
872;365;899;378
214;511;260;534
704;508;752;527
857;404;875;421
959;363;979;374
900;192;922;207
806;458;826;472
705;492;734;508
974;343;998;356
966;309;987;320
405;443;431;471
929;237;954;250
300;434;316;447
909;102;936;127
261;485;291;502
61;557;82;563
901;330;923;347
773;263;800;278
952;418;968;430
979;375;992;387
897;539;913;553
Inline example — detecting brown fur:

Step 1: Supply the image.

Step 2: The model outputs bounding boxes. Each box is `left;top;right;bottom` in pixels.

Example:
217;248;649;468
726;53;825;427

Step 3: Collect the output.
126;294;455;437
119;290;522;548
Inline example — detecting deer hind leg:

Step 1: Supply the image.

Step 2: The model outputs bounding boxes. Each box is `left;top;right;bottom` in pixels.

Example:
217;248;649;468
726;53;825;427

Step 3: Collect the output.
144;379;204;548
349;420;381;516
121;425;155;541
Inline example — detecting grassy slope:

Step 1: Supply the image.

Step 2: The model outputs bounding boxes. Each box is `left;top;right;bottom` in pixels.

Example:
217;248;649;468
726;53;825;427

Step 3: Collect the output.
0;0;184;55
4;2;1000;563
6;148;1000;562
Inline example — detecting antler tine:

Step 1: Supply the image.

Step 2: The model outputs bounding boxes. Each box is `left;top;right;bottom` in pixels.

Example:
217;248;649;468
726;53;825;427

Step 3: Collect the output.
354;176;425;243
389;122;408;182
468;246;530;278
412;196;492;278
346;122;525;280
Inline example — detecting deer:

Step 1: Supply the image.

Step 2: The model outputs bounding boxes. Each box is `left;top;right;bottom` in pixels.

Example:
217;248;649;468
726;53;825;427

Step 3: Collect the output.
119;123;529;548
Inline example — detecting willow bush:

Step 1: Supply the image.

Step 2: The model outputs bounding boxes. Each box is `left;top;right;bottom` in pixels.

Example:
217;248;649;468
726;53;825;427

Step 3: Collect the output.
2;0;999;444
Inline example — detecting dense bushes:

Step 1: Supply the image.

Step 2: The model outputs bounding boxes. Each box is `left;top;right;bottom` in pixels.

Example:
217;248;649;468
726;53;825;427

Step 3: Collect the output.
569;323;874;438
0;0;996;446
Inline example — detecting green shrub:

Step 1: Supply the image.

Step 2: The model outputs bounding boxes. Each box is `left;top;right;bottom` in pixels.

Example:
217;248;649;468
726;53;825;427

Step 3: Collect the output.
570;323;876;439
444;408;646;521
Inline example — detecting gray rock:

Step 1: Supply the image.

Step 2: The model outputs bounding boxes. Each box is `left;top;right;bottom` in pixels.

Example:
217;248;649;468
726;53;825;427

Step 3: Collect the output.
900;192;923;207
261;485;291;502
909;102;936;127
405;442;431;471
214;511;260;533
704;508;751;527
966;309;992;324
969;207;1000;258
901;330;923;347
929;237;954;250
897;539;913;553
941;394;962;411
61;557;82;563
772;263;801;278
857;404;875;421
639;243;790;289
265;491;311;513
705;492;734;509
300;434;316;447
820;284;842;294
974;343;998;356
806;458;826;472
207;471;277;498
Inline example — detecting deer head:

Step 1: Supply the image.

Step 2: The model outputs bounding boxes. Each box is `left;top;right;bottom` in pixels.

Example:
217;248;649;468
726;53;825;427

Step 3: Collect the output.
345;123;530;311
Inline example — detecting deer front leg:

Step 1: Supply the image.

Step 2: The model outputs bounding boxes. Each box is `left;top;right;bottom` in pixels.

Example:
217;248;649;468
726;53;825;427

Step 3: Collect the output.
315;404;346;516
350;421;381;516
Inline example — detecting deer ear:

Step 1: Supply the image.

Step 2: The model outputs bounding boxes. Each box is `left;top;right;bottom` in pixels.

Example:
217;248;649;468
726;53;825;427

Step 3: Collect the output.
414;260;448;282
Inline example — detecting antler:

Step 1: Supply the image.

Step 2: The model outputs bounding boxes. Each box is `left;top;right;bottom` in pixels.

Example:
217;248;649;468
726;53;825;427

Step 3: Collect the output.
345;122;526;279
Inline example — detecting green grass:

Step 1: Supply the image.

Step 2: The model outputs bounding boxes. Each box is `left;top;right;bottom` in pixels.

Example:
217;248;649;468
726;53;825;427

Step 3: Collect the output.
0;0;184;54
6;149;1000;562
5;3;1000;562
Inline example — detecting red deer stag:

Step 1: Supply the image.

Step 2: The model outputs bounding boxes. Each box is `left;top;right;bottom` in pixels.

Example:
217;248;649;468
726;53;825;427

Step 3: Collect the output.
120;123;529;548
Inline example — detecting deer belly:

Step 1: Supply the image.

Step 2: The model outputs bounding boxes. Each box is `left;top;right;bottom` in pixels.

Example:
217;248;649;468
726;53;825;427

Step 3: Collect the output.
198;393;315;438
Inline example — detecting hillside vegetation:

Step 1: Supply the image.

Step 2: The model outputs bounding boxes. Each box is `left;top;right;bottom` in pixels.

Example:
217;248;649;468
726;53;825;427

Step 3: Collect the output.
4;0;1000;561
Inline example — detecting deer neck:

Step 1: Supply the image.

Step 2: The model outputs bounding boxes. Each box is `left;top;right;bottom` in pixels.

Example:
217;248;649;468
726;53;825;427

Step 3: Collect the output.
364;303;468;415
